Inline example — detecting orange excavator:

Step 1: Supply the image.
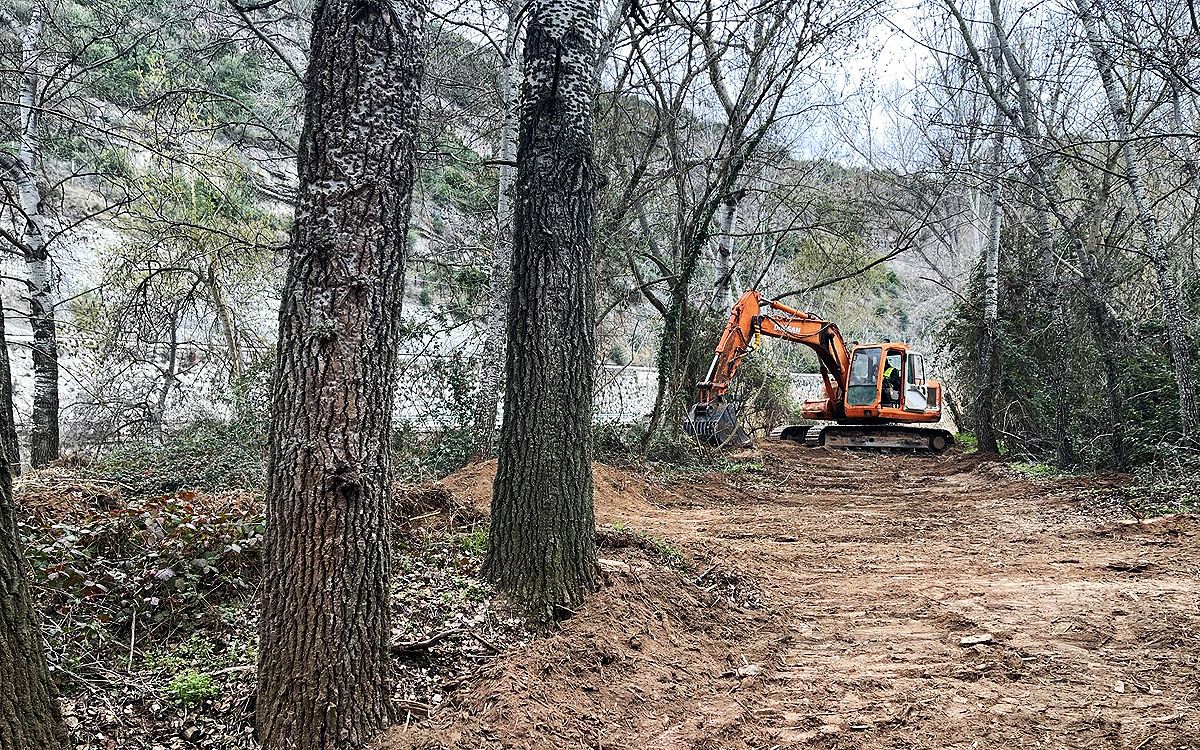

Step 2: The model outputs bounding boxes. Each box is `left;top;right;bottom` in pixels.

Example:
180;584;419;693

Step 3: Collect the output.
683;290;954;451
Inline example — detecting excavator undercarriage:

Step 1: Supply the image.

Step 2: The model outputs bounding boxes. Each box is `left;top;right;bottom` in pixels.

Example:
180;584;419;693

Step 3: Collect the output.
772;423;954;452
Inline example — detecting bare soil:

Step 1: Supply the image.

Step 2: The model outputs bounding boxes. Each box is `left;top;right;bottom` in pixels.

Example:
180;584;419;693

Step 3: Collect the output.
388;445;1200;750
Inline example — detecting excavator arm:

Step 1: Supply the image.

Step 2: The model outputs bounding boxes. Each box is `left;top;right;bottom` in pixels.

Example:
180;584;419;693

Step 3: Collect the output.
685;290;851;444
696;290;850;412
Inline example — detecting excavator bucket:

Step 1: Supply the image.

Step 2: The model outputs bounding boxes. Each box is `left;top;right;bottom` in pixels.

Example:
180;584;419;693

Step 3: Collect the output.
683;401;752;448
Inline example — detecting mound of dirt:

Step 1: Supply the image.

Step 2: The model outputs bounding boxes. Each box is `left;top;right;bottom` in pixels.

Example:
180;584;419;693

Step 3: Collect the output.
438;460;655;524
385;547;768;750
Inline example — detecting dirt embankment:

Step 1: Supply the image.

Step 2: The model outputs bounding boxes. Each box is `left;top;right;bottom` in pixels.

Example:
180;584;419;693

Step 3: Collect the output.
436;458;657;524
389;447;1200;750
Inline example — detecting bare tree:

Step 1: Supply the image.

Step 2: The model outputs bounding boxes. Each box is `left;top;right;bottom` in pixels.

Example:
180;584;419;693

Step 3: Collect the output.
613;0;870;443
1075;0;1198;437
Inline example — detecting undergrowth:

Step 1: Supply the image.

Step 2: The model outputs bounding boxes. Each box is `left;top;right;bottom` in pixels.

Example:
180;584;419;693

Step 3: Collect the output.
597;523;690;573
1010;461;1063;478
95;417;267;495
1122;444;1200;517
17;474;527;747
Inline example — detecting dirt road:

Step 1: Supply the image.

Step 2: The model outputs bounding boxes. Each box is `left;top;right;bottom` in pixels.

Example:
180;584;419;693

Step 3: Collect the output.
391;446;1200;750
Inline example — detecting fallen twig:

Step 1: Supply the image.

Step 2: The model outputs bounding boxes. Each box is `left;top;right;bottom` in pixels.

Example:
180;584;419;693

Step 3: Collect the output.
391;628;461;655
469;630;502;654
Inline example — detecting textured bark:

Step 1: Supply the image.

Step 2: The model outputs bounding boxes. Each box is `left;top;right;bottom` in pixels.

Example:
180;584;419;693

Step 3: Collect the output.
255;0;423;746
0;294;63;748
1076;0;1199;437
469;0;521;460
13;5;59;468
0;312;21;474
482;0;601;617
712;194;739;307
975;115;1004;455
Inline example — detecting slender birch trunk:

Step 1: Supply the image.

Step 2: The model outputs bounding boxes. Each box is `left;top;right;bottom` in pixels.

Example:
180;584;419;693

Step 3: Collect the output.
1076;0;1199;437
469;0;521;460
208;272;243;382
13;4;59;467
975;111;1005;454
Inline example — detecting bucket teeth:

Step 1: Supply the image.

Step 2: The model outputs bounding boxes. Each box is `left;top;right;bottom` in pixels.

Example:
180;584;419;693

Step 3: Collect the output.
683;402;752;447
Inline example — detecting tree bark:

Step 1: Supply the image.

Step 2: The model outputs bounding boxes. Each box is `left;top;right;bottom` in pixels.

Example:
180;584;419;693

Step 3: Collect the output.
13;4;59;468
0;283;63;748
1076;0;1199;437
975;114;1004;455
208;271;244;384
482;0;601;617
0;311;21;475
712;193;740;307
255;0;422;745
469;0;521;460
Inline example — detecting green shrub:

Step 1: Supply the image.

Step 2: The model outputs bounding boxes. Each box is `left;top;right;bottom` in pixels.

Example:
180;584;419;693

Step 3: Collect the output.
651;537;688;572
955;432;978;453
1011;461;1060;477
457;527;488;556
96;417;266;496
730;354;799;431
166;670;218;706
718;459;764;475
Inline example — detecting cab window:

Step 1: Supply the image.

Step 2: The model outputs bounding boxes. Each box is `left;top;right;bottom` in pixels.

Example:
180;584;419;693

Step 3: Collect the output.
847;347;881;405
907;353;925;384
881;352;903;406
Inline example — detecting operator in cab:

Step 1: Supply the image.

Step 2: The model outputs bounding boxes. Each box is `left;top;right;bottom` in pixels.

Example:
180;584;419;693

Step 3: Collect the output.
882;354;903;406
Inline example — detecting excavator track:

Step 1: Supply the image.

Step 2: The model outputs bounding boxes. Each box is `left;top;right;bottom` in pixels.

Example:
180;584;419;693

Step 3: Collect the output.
771;423;954;452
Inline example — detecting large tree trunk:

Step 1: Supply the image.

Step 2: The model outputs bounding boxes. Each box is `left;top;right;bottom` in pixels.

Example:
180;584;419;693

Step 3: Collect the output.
1076;0;1199;437
468;0;521;460
14;4;58;468
255;0;423;745
0;295;63;749
482;0;601;617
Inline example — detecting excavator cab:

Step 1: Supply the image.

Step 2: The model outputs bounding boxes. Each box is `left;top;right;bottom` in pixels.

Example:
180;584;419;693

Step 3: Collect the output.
843;344;942;422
